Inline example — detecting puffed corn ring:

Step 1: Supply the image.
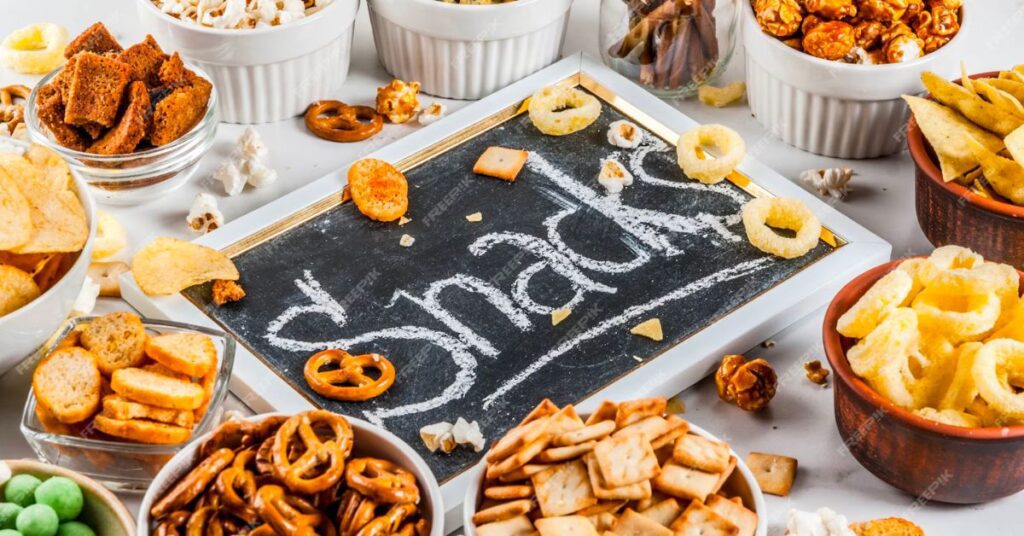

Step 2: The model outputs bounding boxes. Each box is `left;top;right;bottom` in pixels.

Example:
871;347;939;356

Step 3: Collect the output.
0;23;68;75
836;269;914;339
914;407;980;428
92;210;127;260
527;85;601;136
973;339;1024;420
939;342;982;411
741;197;821;259
676;124;746;184
912;285;1002;342
847;307;919;380
916;245;983;287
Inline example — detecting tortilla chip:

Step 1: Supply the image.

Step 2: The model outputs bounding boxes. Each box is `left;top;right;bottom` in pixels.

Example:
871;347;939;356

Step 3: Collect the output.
966;136;1024;205
0;169;32;250
973;79;1024;118
904;95;1005;182
0;264;41;316
1006;125;1024;167
131;237;239;296
922;71;1024;137
1000;70;1024;84
984;78;1024;105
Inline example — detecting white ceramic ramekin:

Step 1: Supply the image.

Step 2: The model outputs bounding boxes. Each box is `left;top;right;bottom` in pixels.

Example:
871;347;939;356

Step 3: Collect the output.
0;139;95;374
742;4;972;159
136;0;360;124
368;0;573;100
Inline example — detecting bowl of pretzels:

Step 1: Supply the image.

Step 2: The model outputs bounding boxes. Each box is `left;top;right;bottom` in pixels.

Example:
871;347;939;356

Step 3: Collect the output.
137;410;444;535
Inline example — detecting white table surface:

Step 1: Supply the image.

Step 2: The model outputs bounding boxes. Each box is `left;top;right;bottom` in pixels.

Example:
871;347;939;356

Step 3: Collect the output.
2;1;1022;534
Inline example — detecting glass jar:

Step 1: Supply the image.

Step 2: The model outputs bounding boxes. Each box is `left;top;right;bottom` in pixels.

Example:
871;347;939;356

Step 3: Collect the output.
599;0;740;98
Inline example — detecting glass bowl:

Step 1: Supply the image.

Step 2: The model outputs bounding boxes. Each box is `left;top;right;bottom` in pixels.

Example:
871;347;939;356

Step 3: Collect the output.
23;63;219;206
20;316;235;492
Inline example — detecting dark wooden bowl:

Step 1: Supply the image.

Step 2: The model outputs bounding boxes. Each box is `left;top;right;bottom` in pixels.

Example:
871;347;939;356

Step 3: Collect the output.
823;259;1024;504
909;71;1024;268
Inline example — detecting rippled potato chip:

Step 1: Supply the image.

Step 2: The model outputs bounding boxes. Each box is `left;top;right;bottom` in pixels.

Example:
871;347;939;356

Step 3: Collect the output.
0;169;32;250
0;264;41;316
131;237;239;296
0;150;87;254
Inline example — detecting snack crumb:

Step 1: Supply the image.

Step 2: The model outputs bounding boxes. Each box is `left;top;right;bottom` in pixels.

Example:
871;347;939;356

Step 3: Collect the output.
630;318;663;341
399;216;411;226
551;308;571;326
465;212;483;222
804;360;830;385
761;339;776;348
212;279;245;306
399;234;415;247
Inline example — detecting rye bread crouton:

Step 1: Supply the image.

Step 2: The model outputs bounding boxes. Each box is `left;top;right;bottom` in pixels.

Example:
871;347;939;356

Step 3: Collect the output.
63;52;132;128
89;81;151;155
64;22;122;58
35;84;88;151
150;75;212;146
117;39;167;86
32;347;102;424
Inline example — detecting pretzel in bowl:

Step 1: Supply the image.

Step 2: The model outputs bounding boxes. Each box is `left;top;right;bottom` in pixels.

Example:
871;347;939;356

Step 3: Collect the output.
304;349;397;401
346;457;421;505
0;84;29;131
272;410;353;495
305;100;383;143
253;484;334;536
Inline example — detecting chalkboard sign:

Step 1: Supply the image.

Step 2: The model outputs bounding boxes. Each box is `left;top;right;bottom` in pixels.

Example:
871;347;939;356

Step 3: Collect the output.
183;94;833;482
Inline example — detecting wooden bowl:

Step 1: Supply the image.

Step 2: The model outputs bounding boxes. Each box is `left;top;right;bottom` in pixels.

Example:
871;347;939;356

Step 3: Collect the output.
2;459;135;535
908;71;1024;268
822;259;1024;504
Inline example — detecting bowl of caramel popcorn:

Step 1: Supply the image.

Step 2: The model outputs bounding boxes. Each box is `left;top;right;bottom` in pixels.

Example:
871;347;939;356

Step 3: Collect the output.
741;0;971;159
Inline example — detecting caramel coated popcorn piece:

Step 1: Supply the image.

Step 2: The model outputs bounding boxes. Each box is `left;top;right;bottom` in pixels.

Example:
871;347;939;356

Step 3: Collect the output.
754;0;804;38
376;79;421;124
805;0;857;19
715;354;778;412
802;20;856;60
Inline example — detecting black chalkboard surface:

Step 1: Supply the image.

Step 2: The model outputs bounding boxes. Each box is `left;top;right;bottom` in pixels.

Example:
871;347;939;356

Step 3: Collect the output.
185;96;832;482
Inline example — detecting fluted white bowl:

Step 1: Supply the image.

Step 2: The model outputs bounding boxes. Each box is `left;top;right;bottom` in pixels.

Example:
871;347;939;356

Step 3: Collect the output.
742;2;972;159
136;0;360;124
368;0;573;100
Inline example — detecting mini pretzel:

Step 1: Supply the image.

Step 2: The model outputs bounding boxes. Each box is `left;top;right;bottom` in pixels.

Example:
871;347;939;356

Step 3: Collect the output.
305;100;383;143
215;463;259;525
336;490;378;535
345;458;421;505
254;484;337;536
185;506;223;536
272;410;353;495
154;510;190;536
151;448;235;519
0;85;29;129
304;349;396;401
359;503;419;534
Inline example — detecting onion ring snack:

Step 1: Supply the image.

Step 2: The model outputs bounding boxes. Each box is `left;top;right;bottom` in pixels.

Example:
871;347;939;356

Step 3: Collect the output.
527;85;601;136
676;124;746;184
741;197;821;259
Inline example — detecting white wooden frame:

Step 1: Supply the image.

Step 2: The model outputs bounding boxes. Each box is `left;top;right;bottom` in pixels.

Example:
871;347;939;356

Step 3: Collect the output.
123;53;891;529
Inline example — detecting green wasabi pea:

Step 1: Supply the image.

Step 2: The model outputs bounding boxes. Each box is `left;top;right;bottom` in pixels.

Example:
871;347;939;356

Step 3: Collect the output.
56;522;94;536
4;476;41;507
0;529;22;536
32;479;81;522
0;503;22;529
15;504;58;536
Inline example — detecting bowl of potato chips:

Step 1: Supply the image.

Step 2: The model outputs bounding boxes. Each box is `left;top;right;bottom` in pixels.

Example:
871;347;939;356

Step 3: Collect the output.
824;249;1024;504
0;138;94;374
908;66;1024;268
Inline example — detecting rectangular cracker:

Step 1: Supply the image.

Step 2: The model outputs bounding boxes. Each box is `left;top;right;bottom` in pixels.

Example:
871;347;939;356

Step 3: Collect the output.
473;146;528;182
471;499;533;526
613;415;670;442
650;414;690;450
673;434;732;473
535;515;599;536
612;508;673;536
712;456;738;495
476;514;535;536
593;433;660;487
531;460;598;517
585;453;651;501
585;401;618;425
639;498;683;527
670;500;740;536
651;462;719;502
745;452;797;497
615;397;667;428
707;495;758;536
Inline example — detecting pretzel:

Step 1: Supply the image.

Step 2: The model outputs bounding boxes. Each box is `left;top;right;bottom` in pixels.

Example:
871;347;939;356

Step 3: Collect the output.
185;506;224;536
0;85;29;129
304;349;396;401
305;100;383;143
151;448;234;519
336;490;379;535
345;458;421;505
272;410;353;494
254;484;337;536
154;510;190;536
215;463;259;525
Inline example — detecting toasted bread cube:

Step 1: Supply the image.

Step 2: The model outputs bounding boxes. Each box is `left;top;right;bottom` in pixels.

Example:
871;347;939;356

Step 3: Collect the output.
35;84;88;151
89;81;151;155
64;52;132;128
150;75;211;146
64;22;122;58
117;39;167;85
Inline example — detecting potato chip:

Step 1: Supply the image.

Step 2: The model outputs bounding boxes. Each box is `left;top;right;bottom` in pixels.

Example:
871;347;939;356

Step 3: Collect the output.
24;143;73;190
966;136;1024;205
92;210;126;259
131;237;239;296
921;71;1024;137
903;95;1005;183
0;149;88;254
0;168;32;250
972;339;1024;419
347;158;409;222
0;264;41;316
836;269;913;339
973;79;1024;118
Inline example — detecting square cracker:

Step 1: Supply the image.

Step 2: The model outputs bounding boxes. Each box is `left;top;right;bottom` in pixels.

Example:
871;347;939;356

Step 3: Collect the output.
613;415;670;442
745;452;797;496
586;453;651;500
612;508;673;536
473;146;528;182
712;455;738;494
650;414;690;450
594;433;660;487
586;401;618;425
652;461;719;502
476;515;535;536
639;498;683;527
519;398;560;426
615;397;667;428
706;495;758;536
670;500;740;536
673;434;732;473
535;516;599;536
532;460;598;517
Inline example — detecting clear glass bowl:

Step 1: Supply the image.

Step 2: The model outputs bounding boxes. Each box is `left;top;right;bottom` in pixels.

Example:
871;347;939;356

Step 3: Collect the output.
23;63;219;206
20;316;235;492
599;0;740;98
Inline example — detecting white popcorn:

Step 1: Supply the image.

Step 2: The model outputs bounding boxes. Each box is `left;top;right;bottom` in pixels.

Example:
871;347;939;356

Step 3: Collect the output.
597;158;633;194
215;160;246;196
237;126;268;159
801;167;854;201
420;422;454;453
786;508;855;536
152;0;330;29
187;192;225;234
451;417;486;452
242;157;278;188
72;276;101;316
418;103;446;125
607;119;642;149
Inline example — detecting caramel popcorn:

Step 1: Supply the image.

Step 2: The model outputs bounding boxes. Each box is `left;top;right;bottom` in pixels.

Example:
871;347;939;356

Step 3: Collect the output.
883;32;924;63
715;354;778;412
754;0;804;38
804;360;830;385
376;79;421;124
856;0;909;22
853;19;886;49
803;21;856;60
801;14;826;34
805;0;857;20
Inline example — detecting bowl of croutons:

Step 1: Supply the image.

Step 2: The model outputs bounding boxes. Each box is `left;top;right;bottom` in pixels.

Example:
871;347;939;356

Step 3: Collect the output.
463;398;767;535
20;312;235;492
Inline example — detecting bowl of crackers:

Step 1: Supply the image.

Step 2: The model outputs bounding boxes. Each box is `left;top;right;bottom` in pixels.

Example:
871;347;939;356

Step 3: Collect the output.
20;312;235;492
463;398;767;535
137;411;444;535
824;248;1024;504
0;138;94;375
908;66;1024;268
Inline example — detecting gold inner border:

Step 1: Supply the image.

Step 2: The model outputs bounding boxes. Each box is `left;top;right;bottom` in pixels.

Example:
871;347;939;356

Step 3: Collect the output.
188;71;849;483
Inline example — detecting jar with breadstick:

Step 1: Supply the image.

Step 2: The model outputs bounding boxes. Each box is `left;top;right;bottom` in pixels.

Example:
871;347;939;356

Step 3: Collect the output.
599;0;740;97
